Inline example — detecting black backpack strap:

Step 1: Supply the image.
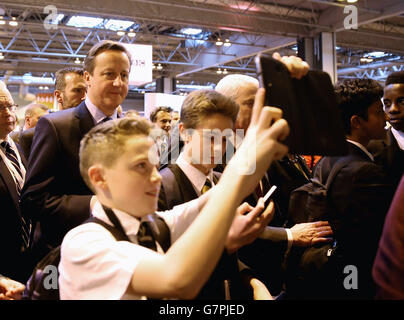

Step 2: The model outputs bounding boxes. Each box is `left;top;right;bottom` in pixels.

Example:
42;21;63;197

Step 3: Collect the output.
85;215;131;242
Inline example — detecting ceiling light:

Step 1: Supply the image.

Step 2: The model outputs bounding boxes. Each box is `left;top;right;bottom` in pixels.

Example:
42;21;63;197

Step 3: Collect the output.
44;86;49;90
128;29;136;37
152;64;156;69
74;58;81;64
217;68;222;74
215;38;223;46
9;17;18;27
116;30;125;36
347;0;358;3
39;86;44;90
66;16;104;28
156;63;163;70
0;54;4;60
141;90;145;94
0;16;5;25
222;68;228;75
223;39;231;47
105;19;134;31
180;28;203;36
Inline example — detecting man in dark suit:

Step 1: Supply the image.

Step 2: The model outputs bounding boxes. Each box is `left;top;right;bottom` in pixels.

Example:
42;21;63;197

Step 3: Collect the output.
378;71;404;191
21;40;132;262
0;81;30;283
310;79;393;299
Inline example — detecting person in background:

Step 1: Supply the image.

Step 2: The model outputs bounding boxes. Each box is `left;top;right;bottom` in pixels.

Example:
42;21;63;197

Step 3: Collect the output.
54;67;86;111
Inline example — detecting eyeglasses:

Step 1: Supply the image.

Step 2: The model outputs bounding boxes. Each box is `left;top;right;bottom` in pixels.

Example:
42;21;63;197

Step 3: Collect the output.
0;104;18;113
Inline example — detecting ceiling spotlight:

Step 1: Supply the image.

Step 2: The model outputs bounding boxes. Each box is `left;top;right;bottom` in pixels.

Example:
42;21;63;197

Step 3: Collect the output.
117;30;125;36
347;0;358;3
152;64;156;69
74;58;81;64
0;54;4;60
222;68;228;75
9;17;18;27
44;86;49;90
0;16;5;25
223;39;231;47
39;86;44;90
141;90;145;94
128;29;136;37
156;63;163;70
217;68;222;74
215;38;223;46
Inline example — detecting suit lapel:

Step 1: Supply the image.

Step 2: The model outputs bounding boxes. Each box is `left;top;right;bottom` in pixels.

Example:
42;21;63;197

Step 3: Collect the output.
169;164;199;202
75;101;96;139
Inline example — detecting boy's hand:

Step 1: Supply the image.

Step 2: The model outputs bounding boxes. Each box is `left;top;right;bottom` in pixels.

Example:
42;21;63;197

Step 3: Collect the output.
225;199;274;254
228;88;289;199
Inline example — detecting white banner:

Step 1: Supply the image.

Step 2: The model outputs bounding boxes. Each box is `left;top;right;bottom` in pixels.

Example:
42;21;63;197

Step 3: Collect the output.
122;43;153;86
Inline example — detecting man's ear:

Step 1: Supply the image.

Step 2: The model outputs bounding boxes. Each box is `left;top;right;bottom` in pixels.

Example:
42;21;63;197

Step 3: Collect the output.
54;90;63;104
88;165;107;190
83;71;91;87
350;115;362;130
25;116;31;127
179;122;189;142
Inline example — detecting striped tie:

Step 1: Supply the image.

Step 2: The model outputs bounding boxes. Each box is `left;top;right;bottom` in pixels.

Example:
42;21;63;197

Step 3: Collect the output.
1;141;31;249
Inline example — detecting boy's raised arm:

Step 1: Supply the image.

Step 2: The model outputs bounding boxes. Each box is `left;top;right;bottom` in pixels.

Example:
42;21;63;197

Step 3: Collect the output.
129;88;289;299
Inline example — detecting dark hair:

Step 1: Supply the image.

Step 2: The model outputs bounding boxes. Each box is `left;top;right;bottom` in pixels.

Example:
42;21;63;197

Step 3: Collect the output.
335;79;383;134
180;90;239;129
385;71;404;86
84;40;132;75
150;106;173;122
55;67;84;91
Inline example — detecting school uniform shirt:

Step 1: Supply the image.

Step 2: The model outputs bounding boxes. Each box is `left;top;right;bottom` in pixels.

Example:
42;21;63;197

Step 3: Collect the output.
59;197;201;300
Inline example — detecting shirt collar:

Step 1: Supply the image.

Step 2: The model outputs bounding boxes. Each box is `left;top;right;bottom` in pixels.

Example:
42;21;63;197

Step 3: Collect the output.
85;96;118;125
176;153;214;195
92;200;143;237
391;128;404;151
346;139;374;161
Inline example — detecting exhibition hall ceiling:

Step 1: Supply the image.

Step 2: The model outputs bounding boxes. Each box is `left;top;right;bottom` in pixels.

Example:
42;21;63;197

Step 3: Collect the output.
0;0;403;92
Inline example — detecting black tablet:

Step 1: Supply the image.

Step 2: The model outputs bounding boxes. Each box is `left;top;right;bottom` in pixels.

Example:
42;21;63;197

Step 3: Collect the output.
255;53;348;156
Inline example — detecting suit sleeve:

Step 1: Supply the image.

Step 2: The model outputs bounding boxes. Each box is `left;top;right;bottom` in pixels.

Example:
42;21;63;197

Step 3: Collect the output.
21;116;92;246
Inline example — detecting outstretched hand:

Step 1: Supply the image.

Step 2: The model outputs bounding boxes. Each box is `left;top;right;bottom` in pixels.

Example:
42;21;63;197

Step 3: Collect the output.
272;52;309;79
291;221;333;246
0;276;25;300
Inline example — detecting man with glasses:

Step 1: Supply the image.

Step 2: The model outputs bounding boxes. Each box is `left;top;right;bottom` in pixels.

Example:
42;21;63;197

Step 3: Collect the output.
0;81;31;285
21;40;132;263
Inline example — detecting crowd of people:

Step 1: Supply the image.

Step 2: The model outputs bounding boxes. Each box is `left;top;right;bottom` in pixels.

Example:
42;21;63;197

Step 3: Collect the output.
0;39;403;300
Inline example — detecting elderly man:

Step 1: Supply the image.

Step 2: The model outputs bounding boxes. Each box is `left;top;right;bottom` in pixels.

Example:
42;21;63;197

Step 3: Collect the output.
0;81;30;285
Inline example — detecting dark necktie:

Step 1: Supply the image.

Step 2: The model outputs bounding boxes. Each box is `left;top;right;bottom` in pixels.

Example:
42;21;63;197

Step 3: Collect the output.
138;221;157;251
101;117;112;123
201;178;213;194
1;141;31;249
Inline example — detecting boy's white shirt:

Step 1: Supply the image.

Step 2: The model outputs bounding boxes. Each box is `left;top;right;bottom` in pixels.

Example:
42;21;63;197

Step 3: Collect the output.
59;197;201;300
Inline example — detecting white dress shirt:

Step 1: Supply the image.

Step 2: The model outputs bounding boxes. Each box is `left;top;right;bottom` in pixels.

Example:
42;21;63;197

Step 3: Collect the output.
59;197;201;300
85;96;118;125
391;128;404;151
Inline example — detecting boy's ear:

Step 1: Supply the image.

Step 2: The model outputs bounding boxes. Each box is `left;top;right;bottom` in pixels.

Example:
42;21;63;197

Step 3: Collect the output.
88;165;107;190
